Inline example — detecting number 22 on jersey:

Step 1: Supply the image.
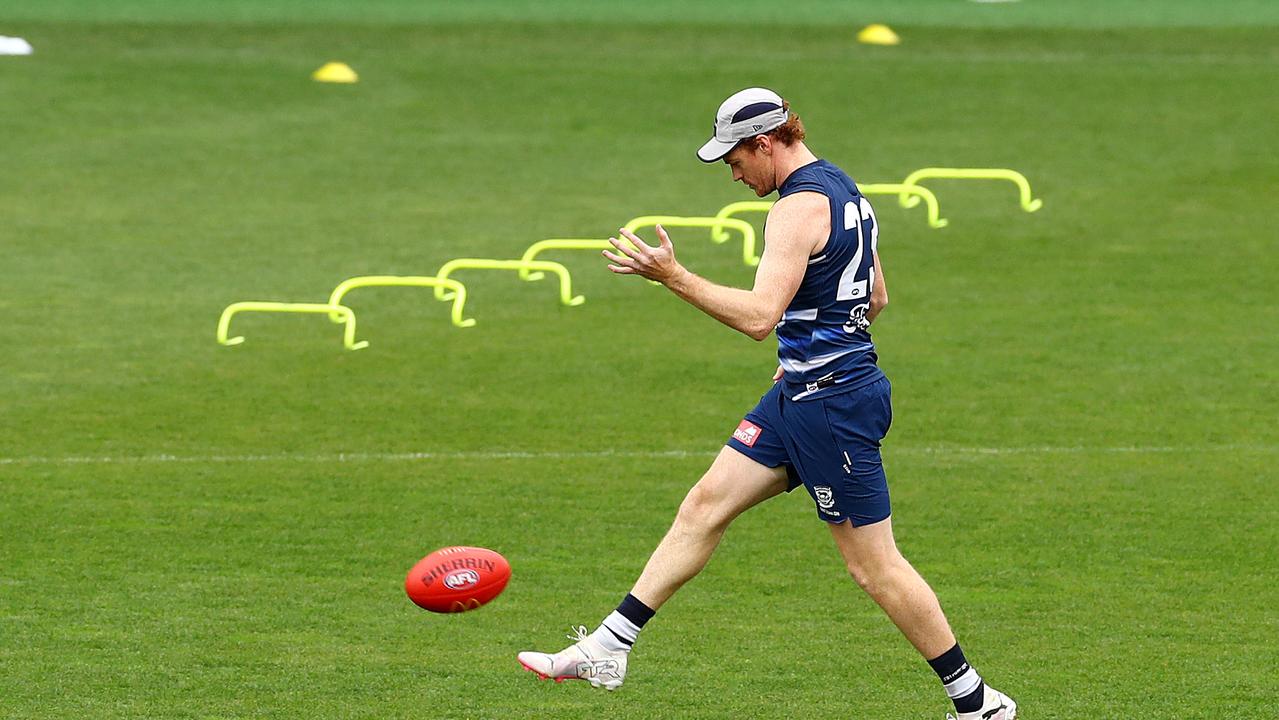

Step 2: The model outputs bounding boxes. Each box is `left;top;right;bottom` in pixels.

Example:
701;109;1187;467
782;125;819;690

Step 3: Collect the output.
838;196;879;333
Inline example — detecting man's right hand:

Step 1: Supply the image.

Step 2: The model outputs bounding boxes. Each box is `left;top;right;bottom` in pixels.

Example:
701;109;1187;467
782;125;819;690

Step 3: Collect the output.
772;365;783;383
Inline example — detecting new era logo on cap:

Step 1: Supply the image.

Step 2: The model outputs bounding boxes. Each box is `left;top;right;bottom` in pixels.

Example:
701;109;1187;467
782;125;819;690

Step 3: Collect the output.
697;87;789;163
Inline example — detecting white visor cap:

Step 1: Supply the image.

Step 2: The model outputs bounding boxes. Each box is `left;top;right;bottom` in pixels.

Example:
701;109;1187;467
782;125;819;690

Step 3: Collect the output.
696;87;790;163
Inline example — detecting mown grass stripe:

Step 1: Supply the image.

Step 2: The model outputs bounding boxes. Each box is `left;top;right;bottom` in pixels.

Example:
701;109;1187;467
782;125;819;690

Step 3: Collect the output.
1;444;1274;466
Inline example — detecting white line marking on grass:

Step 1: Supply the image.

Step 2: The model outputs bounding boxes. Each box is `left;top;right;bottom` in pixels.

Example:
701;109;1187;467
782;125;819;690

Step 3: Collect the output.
900;445;1279;455
863;51;1279;68
0;445;1274;467
0;450;716;467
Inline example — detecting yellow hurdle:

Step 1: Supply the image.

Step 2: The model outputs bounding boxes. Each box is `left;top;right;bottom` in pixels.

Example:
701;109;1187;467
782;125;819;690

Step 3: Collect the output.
432;258;585;306
860;183;948;228
710;201;775;243
899;167;1042;212
518;239;613;280
712;183;949;234
217;302;369;350
327;276;475;328
622;216;760;267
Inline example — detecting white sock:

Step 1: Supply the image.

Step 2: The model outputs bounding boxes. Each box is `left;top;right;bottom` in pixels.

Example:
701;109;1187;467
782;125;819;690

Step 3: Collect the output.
945;666;985;710
590;611;641;654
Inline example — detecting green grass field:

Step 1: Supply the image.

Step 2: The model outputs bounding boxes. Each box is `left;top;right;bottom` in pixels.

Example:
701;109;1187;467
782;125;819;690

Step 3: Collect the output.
2;2;1277;718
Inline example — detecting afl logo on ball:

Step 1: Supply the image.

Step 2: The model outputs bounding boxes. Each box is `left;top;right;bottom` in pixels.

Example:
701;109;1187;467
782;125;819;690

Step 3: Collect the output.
443;569;480;590
814;486;836;510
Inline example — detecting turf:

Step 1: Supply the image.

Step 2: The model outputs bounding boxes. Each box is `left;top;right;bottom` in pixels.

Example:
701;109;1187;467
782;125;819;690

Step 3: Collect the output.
1;3;1277;718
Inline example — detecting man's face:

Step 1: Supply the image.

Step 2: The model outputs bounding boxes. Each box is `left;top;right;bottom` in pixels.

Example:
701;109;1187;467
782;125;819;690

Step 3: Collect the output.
723;139;774;197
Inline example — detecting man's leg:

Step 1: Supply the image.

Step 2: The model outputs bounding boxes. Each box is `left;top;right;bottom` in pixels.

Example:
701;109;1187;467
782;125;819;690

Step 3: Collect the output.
828;515;954;657
829;517;1016;719
630;446;790;609
517;447;789;689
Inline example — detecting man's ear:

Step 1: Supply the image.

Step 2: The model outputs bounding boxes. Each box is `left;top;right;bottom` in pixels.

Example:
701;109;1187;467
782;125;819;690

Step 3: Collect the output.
755;134;773;155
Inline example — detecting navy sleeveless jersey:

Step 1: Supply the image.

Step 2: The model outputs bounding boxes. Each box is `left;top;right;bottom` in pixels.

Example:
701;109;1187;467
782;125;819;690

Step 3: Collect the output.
773;159;885;401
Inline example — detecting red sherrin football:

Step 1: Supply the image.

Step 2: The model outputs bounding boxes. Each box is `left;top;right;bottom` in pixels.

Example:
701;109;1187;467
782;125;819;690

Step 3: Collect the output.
405;546;511;613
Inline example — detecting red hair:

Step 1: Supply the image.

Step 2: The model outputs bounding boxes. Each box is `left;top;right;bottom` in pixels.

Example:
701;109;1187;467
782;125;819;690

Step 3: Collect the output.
768;101;806;146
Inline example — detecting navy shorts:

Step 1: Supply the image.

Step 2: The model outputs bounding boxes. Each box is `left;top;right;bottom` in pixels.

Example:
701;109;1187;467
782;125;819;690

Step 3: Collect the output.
726;376;893;526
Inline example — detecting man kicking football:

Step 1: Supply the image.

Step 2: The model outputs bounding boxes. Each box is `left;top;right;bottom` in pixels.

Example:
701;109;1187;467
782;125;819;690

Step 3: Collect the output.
518;88;1017;720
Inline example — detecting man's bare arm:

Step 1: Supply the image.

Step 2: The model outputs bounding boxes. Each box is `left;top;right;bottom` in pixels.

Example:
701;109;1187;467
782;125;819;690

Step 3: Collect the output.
603;192;828;341
867;250;888;323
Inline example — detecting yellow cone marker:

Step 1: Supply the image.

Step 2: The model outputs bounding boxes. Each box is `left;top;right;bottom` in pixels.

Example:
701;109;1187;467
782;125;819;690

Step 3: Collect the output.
312;61;358;83
857;24;900;46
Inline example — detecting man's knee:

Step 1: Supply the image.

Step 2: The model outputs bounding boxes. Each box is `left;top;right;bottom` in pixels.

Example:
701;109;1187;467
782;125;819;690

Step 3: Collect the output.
674;476;734;533
838;529;908;595
845;557;892;596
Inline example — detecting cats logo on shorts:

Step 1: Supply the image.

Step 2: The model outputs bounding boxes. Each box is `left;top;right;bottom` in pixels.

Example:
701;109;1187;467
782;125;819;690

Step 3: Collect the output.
733;420;762;447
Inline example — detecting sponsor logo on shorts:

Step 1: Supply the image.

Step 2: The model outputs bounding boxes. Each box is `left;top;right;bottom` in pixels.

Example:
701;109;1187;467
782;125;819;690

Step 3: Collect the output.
733;420;762;448
443;569;480;590
814;486;836;510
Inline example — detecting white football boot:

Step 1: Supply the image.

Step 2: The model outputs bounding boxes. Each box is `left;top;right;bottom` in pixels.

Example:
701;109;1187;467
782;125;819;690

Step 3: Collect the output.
517;626;628;691
947;686;1017;720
